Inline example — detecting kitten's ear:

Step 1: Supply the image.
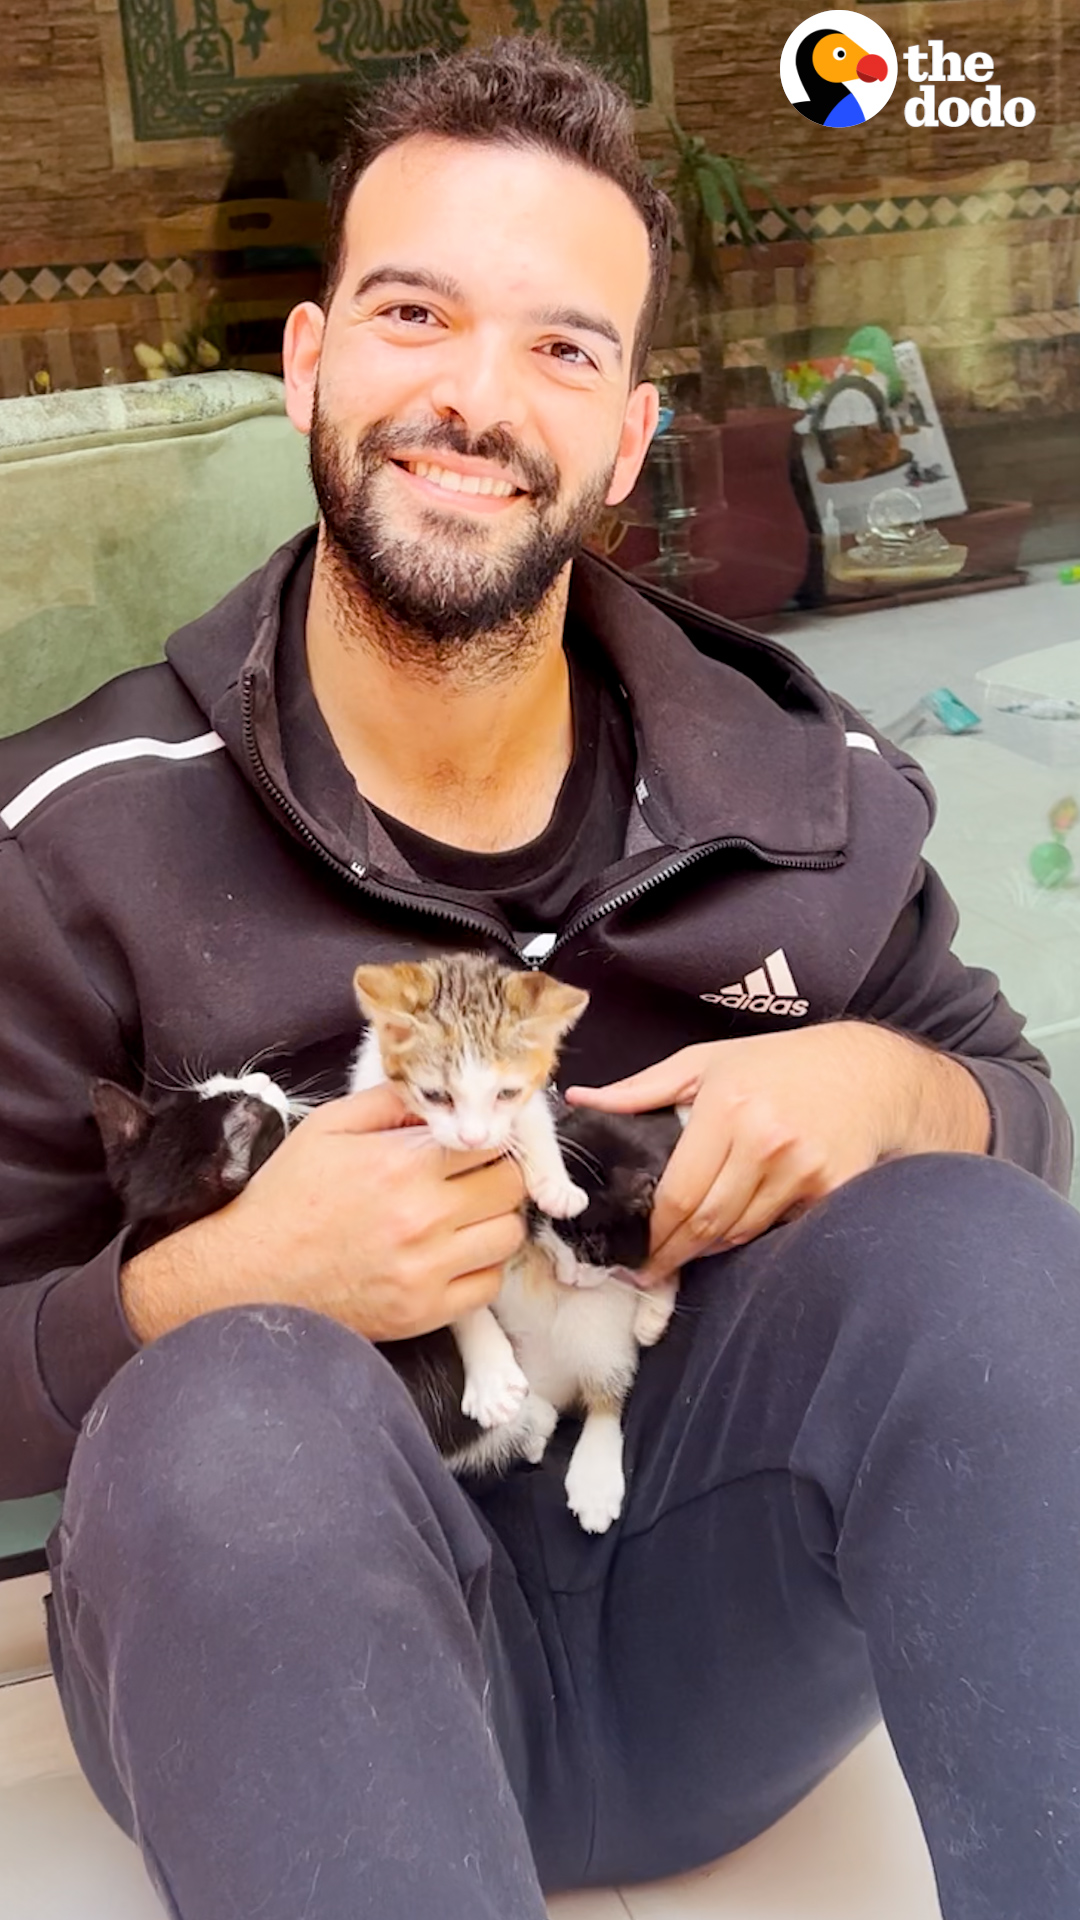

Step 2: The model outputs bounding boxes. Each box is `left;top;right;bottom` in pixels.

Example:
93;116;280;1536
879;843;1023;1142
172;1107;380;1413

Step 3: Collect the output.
90;1080;153;1164
503;972;589;1042
353;962;432;1046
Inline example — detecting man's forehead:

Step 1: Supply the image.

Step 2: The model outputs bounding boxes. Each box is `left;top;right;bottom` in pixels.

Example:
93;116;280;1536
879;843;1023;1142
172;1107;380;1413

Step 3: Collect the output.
342;135;651;297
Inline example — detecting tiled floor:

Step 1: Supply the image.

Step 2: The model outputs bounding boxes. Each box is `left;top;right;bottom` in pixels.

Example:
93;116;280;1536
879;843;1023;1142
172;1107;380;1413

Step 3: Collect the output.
0;1574;941;1919
774;564;1080;1195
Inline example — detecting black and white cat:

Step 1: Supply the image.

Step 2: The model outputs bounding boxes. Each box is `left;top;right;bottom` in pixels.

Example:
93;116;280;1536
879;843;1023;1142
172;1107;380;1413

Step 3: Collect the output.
93;1056;682;1532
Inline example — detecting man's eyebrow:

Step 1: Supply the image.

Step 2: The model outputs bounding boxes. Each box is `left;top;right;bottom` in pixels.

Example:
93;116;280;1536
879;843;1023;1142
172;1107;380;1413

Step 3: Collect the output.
351;266;624;365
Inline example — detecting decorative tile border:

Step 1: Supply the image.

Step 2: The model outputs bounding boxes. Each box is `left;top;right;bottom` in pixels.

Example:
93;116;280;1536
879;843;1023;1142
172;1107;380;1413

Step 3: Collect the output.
0;260;196;307
745;181;1080;246
2;181;1075;309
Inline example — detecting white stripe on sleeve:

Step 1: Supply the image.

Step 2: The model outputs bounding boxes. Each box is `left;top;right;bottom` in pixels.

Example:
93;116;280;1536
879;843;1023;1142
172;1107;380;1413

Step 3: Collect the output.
1;731;225;830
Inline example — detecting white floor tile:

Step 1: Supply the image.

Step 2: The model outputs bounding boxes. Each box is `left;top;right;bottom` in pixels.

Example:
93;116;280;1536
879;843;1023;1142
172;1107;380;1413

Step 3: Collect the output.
549;1893;632;1917
0;1676;76;1790
0;1575;50;1684
0;1689;939;1920
618;1726;941;1920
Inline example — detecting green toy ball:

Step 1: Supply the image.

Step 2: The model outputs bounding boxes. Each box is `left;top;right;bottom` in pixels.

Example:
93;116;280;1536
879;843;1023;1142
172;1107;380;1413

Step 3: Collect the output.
1029;840;1074;888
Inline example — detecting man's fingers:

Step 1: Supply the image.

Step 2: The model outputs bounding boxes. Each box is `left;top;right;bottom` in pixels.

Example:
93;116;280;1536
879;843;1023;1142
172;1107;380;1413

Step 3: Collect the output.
642;1137;825;1282
646;1107;734;1257
309;1083;415;1134
443;1264;513;1319
443;1156;527;1226
565;1047;707;1115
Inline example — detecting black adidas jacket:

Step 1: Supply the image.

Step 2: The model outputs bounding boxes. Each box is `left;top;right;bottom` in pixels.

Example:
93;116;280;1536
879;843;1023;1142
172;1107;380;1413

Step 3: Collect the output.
0;530;1070;1495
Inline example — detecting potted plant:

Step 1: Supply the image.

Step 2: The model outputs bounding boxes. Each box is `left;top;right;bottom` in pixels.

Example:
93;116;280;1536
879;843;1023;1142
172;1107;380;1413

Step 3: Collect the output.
649;118;804;419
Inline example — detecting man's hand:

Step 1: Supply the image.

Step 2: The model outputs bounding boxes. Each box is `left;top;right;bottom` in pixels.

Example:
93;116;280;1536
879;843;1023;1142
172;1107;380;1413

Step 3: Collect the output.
120;1084;527;1344
566;1022;990;1284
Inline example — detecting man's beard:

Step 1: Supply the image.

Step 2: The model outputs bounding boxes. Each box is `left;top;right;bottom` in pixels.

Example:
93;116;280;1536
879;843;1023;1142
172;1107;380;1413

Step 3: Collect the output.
308;394;616;672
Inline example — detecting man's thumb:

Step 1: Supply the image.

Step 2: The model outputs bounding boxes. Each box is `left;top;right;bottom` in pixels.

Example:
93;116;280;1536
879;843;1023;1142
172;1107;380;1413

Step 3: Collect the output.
313;1082;415;1134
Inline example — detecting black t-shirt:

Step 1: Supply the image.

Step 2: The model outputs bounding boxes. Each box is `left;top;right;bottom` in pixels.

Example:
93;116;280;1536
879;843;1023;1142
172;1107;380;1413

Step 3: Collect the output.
277;556;636;945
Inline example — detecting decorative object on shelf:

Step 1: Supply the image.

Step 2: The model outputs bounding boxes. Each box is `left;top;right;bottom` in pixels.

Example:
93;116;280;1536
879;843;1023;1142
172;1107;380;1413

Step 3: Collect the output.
594;405;808;625
618;406;724;590
777;333;967;537
1030;797;1080;889
133;296;230;382
823;487;968;587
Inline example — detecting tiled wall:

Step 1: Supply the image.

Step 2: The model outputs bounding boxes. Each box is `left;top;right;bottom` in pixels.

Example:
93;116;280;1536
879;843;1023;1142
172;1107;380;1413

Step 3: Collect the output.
3;0;1079;407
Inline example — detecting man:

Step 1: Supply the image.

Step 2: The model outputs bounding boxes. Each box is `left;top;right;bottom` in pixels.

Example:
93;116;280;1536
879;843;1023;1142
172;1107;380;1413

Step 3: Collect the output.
1;36;1078;1920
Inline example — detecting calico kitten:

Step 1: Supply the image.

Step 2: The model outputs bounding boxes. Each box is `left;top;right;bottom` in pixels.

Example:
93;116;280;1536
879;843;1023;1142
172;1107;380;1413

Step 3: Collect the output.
349;954;591;1434
349;953;684;1532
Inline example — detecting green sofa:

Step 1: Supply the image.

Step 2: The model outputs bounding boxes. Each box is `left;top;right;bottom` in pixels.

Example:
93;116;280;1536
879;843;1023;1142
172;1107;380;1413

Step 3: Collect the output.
0;371;315;1567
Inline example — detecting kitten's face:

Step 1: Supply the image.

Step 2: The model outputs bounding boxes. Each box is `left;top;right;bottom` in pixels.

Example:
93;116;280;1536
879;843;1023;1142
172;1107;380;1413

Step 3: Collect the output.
354;955;588;1153
91;1072;296;1248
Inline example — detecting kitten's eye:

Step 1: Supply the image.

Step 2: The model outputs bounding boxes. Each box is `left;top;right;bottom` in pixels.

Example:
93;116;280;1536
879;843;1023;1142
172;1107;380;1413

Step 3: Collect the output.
420;1088;454;1106
497;1087;524;1102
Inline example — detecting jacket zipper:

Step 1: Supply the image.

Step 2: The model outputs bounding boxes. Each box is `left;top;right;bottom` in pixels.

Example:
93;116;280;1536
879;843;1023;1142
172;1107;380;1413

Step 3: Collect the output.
241;673;842;969
547;839;841;961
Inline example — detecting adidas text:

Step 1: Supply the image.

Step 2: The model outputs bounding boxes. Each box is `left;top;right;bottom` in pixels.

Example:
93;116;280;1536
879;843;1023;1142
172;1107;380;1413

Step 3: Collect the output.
701;990;809;1018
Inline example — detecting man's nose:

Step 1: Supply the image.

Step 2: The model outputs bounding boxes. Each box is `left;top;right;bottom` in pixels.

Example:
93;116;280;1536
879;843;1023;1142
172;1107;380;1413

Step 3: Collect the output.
427;334;528;438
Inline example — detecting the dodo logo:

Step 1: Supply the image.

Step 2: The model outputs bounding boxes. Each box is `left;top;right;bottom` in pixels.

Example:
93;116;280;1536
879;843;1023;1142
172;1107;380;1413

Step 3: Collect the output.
781;11;897;129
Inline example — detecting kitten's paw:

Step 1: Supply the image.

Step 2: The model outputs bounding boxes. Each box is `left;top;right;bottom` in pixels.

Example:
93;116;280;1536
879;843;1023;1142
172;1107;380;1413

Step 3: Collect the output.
461;1358;530;1430
530;1174;589;1220
565;1447;626;1534
520;1396;559;1465
633;1281;678;1349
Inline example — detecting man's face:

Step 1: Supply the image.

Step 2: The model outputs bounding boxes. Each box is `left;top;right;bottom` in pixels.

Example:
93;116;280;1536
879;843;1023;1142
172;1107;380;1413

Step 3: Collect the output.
285;136;658;645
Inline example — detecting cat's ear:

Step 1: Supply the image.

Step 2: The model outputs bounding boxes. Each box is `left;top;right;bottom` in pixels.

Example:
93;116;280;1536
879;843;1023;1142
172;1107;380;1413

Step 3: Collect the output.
90;1080;152;1164
504;972;589;1043
353;962;432;1046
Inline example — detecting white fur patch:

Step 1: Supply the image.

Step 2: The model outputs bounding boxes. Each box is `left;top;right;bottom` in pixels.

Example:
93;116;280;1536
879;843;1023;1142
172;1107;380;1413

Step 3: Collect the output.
198;1072;295;1127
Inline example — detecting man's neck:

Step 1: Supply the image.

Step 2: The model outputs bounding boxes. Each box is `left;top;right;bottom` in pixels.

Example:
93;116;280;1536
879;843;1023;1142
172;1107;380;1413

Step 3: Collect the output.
304;542;575;853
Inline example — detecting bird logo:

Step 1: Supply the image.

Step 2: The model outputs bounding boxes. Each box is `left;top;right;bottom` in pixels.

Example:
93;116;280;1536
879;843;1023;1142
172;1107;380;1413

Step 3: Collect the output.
781;11;897;128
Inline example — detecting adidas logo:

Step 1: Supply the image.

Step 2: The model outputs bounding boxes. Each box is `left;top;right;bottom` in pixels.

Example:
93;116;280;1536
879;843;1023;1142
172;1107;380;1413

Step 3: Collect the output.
701;948;809;1018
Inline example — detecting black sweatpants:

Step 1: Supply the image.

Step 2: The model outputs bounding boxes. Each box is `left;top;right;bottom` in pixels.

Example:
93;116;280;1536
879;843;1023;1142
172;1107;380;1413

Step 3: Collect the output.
45;1155;1080;1919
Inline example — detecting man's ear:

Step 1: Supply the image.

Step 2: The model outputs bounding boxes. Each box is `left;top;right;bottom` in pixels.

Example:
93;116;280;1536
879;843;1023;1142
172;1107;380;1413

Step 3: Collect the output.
282;301;325;435
605;381;661;509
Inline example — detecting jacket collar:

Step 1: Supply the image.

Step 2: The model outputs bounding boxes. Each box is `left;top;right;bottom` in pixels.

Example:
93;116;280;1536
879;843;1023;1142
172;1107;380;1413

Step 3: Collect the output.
166;527;851;864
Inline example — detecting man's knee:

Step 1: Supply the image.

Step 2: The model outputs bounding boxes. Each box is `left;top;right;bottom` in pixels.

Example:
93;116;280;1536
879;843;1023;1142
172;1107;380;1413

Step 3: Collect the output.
60;1306;448;1593
798;1151;1080;1387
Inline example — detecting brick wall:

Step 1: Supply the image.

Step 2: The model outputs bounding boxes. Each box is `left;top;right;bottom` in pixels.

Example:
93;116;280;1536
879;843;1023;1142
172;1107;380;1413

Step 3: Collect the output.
1;0;1078;402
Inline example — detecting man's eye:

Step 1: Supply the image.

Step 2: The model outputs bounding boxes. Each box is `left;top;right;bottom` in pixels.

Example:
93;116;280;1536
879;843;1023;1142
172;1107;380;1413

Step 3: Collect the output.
383;304;438;327
421;1088;453;1105
496;1086;523;1102
543;341;594;368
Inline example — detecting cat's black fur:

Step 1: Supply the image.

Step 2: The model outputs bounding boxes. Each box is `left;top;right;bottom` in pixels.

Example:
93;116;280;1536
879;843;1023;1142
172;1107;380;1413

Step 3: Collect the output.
91;1079;679;1460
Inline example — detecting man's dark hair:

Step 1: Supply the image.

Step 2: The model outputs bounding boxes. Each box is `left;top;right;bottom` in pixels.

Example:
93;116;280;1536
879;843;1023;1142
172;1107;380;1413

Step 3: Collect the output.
321;36;675;387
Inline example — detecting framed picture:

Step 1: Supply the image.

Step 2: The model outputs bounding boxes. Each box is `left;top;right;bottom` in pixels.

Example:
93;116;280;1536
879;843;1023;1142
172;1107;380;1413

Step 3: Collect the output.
774;337;967;536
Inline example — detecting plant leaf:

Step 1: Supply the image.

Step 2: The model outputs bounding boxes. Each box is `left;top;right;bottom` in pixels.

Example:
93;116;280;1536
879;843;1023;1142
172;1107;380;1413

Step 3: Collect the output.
712;157;757;244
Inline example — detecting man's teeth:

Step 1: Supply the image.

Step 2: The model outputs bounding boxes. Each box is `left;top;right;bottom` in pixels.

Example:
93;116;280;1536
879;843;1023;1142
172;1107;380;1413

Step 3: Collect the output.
405;460;517;498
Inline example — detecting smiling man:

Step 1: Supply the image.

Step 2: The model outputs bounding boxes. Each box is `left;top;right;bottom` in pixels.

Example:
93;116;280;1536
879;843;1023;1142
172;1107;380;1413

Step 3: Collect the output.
3;36;1080;1920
